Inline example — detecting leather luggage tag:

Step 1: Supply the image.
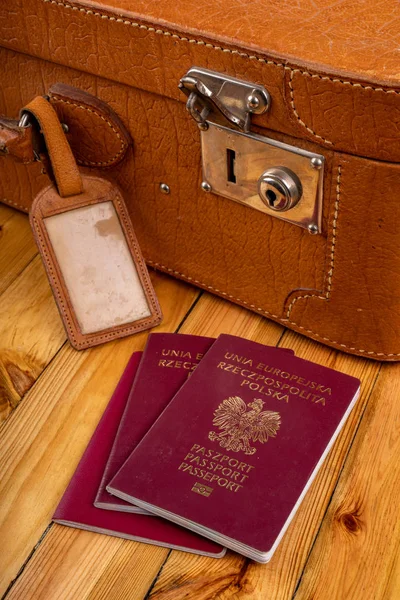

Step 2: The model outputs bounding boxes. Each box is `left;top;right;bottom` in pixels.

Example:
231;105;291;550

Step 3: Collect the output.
25;97;162;350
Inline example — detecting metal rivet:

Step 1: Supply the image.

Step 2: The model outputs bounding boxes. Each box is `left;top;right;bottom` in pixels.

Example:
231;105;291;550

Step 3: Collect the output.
247;93;260;111
201;181;212;192
308;223;319;235
61;123;69;134
311;157;324;170
198;122;209;131
160;183;170;194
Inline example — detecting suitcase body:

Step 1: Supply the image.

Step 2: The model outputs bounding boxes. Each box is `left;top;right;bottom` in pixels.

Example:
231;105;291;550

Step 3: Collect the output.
1;0;400;360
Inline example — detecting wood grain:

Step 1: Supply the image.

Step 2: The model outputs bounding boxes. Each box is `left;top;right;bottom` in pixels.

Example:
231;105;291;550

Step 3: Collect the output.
0;271;198;597
0;256;65;422
148;329;380;600
178;291;284;344
0;203;15;225
6;525;168;600
294;363;400;600
2;292;283;599
0;211;37;296
1;210;396;600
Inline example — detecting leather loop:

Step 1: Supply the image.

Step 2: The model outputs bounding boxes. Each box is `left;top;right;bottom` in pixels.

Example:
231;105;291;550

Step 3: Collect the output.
23;97;83;198
0;84;132;173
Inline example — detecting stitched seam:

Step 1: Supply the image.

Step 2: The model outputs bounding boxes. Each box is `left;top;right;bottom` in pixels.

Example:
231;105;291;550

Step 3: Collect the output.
50;95;128;167
147;259;400;357
39;0;400;357
32;214;78;345
285;69;400;145
2;198;30;211
1;154;36;165
114;195;161;319
42;0;400;151
288;69;400;95
146;260;282;319
42;0;400;96
42;1;287;66
285;165;341;319
287;69;334;145
32;208;160;349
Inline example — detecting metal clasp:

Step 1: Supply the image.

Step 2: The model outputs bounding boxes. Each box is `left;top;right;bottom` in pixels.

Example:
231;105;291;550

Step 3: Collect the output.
179;67;270;133
179;67;325;234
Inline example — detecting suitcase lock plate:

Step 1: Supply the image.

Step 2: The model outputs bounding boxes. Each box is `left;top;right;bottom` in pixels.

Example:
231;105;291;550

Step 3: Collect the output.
179;67;324;234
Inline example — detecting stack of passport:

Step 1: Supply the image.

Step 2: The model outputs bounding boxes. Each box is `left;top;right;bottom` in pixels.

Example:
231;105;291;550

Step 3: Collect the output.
54;333;360;563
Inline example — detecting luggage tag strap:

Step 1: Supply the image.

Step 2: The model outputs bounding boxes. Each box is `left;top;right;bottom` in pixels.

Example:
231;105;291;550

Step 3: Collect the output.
28;97;162;350
22;96;83;197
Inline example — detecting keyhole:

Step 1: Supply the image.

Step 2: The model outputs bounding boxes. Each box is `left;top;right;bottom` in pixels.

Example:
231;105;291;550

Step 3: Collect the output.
266;189;277;206
227;149;236;184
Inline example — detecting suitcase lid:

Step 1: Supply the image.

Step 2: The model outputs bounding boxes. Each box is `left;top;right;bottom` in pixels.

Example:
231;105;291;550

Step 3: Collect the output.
2;0;400;162
89;0;400;86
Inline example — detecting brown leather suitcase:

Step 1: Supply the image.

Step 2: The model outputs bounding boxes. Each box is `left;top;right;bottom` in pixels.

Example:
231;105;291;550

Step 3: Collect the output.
1;0;399;360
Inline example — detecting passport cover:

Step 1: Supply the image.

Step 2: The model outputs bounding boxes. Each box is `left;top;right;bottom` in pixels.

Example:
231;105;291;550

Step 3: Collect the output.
96;332;215;513
53;351;225;557
109;335;360;562
99;333;293;513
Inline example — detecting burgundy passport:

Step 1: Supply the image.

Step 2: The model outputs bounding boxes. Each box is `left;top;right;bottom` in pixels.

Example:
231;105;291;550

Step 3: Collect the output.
95;333;215;513
53;351;225;557
108;335;360;563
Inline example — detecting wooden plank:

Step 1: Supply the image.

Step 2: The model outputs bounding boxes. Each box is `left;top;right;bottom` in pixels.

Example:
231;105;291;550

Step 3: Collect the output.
0;256;66;422
149;551;245;600
0;273;198;597
0;203;15;225
6;526;168;600
0;210;37;296
293;363;400;600
3;292;283;599
148;330;380;600
2;290;383;600
178;292;285;343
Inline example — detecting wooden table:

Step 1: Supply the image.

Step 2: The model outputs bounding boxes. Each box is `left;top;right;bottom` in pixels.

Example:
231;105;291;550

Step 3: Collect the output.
1;203;399;600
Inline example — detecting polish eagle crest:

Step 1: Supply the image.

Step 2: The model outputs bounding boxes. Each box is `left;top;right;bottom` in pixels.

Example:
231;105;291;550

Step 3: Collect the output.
208;397;281;455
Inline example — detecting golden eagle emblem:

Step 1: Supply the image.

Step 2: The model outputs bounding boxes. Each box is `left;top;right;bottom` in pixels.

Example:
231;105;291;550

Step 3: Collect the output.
208;397;281;455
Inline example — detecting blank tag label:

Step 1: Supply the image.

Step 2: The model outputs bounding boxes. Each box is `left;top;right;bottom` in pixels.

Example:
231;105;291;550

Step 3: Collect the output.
44;201;151;334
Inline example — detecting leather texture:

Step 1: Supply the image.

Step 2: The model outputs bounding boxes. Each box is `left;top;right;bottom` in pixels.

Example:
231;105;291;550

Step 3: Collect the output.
1;0;400;163
24;96;83;197
0;1;399;360
30;175;163;349
49;83;132;168
0;116;35;163
0;83;131;176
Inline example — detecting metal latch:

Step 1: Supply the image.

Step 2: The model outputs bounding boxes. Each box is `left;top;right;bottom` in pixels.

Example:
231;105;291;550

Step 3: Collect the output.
179;67;325;234
179;67;271;133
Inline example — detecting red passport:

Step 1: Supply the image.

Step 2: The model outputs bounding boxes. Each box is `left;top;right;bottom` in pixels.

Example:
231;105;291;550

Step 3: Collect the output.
53;351;225;557
108;335;360;563
95;333;215;513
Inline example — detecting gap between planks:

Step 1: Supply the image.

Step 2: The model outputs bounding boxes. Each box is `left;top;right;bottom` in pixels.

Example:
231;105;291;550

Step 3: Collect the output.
0;208;384;600
4;291;383;600
1;292;284;600
290;363;382;600
145;295;382;600
0;266;200;598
